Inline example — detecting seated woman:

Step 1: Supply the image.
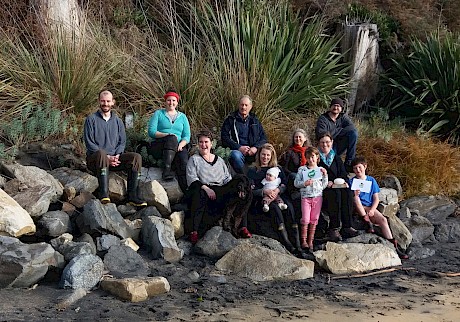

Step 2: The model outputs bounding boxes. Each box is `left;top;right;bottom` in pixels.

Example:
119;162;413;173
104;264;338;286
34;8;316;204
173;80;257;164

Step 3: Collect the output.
317;132;359;241
147;89;190;192
186;130;252;244
247;143;303;255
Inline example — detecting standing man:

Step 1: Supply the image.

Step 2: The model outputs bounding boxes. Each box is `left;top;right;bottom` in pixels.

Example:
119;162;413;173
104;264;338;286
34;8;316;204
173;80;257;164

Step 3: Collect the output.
84;90;147;207
315;98;358;172
221;95;267;174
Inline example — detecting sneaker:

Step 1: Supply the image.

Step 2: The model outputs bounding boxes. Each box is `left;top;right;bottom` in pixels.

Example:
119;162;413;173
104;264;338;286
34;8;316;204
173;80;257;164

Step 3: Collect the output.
239;227;252;238
262;204;269;212
341;227;359;238
279;203;288;210
190;231;198;244
328;229;342;242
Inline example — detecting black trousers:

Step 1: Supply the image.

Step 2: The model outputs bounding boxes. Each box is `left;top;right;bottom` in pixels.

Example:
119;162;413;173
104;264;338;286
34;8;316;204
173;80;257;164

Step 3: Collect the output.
322;187;353;230
87;150;142;173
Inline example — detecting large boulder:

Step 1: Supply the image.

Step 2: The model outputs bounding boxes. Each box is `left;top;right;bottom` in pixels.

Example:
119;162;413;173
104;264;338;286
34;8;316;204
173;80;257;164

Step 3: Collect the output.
195;226;239;259
50;234;95;262
0;236;58;288
314;242;401;274
215;243;314;281
1;163;63;202
0;188;35;237
400;196;456;225
141;216;182;263
101;276;170;302
49;167;98;194
10;185;56;218
378;188;399;205
108;172;127;203
140;167;183;204
103;245;150;278
60;254;104;290
169;211;184;239
239;235;291;254
77;200;134;239
434;218;460;243
139;180;171;216
387;214;413;250
401;213;435;244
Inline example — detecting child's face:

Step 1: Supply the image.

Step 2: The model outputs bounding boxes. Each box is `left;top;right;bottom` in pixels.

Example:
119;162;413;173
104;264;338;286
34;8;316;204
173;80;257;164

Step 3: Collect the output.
307;153;319;166
265;173;275;181
353;163;367;177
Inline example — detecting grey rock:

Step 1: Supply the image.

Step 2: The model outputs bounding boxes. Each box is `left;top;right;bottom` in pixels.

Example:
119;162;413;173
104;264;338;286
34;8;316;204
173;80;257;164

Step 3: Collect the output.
434;218;460;243
381;175;403;196
139;180;171;216
117;204;138;218
2;163;63;202
37;211;72;237
0;188;35;237
378;188;399;205
108;172;126;203
398;206;412;221
77;200;134;239
195;226;239;259
60;254;104;290
141;216;182;262
216;243;314;281
127;206;162;221
240;235;291;254
97;235;121;253
0;236;57;288
52;240;94;262
169;211;185;239
407;244;436;259
177;238;193;256
187;271;200;282
402;214;435;244
12;185;55;218
377;202;399;218
400;195;456;225
387;214;412;250
75;233;97;254
49;167;98;194
103;245;150;278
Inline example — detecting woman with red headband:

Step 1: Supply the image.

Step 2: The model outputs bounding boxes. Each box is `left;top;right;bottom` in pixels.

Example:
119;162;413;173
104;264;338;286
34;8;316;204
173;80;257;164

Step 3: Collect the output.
147;89;191;192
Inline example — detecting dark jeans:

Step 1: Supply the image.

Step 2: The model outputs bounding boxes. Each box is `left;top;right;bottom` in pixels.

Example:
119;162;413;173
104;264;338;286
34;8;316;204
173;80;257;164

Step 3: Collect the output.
322;187;353;230
333;128;358;165
146;135;188;192
87;150;142;173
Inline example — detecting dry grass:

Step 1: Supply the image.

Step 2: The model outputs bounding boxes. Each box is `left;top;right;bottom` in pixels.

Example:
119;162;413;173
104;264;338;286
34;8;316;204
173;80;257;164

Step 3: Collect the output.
358;133;460;198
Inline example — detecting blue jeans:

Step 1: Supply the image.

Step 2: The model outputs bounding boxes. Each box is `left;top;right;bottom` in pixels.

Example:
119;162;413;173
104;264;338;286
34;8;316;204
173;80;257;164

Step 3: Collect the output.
333;128;358;165
229;150;246;174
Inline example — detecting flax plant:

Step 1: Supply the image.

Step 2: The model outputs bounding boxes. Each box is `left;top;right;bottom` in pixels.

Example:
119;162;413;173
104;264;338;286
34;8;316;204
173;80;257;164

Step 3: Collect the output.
386;32;460;143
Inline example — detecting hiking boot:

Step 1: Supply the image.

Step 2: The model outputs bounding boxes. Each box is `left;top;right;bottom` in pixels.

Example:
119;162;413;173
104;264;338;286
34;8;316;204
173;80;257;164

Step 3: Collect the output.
341;227;359;239
328;229;342;242
239;227;252;238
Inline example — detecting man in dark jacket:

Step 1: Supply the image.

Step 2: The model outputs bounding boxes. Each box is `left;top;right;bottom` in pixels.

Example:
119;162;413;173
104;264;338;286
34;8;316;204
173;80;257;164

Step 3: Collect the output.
315;98;358;172
221;95;267;174
84;90;146;207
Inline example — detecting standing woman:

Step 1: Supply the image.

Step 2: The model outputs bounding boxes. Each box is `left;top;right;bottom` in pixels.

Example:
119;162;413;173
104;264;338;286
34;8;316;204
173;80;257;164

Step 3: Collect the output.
186;130;252;244
247;143;303;255
317;133;359;241
147;89;190;192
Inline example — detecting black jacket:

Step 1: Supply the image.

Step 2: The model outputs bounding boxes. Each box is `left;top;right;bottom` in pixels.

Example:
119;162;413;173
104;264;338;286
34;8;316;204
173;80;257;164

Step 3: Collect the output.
221;111;267;150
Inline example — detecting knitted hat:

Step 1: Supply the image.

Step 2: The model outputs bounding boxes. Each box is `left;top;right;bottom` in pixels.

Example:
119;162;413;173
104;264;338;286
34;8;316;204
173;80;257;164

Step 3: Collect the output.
330;98;344;108
164;91;180;102
267;167;280;179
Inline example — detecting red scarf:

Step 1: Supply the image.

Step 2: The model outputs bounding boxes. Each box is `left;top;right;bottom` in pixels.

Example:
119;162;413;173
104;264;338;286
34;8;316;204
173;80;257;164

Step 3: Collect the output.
290;144;307;166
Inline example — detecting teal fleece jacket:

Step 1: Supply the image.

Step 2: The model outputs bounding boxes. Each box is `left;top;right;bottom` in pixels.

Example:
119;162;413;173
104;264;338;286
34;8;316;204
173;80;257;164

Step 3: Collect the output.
148;109;191;143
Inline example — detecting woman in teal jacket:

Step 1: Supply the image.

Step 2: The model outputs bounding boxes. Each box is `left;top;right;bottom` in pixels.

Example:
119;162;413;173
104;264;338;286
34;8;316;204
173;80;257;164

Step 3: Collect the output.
147;89;191;192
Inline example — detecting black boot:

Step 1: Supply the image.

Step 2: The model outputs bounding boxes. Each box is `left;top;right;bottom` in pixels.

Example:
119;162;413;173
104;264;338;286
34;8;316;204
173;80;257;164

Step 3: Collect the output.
162;149;176;181
127;170;147;207
97;167;110;204
278;224;295;253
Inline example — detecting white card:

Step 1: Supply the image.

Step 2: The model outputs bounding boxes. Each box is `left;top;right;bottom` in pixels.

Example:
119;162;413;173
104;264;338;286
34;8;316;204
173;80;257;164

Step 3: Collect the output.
302;168;322;181
351;179;372;193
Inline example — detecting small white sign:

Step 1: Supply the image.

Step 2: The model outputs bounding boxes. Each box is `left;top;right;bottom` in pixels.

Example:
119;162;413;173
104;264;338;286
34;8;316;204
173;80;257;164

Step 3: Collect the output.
351;179;372;193
303;168;322;181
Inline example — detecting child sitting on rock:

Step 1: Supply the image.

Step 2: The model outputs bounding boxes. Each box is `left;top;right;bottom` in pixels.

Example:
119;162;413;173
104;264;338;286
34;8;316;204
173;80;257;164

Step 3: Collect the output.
261;167;288;212
349;156;408;259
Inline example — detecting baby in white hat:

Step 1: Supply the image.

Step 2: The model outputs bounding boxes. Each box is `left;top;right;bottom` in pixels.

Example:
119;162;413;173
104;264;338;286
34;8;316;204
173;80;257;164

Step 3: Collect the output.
261;167;288;212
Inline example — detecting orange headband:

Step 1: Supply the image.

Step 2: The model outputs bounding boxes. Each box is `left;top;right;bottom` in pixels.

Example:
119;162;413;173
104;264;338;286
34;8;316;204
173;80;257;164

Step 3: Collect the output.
164;92;180;102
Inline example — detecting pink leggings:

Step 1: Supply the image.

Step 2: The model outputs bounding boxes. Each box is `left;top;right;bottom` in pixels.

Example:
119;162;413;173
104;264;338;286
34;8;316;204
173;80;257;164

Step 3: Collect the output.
301;196;322;225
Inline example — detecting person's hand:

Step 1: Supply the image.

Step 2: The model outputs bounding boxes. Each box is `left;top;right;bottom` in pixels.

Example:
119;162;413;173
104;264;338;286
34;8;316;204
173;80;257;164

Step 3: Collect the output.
354;190;360;197
202;185;216;200
304;179;313;186
248;147;258;156
238;146;250;155
178;141;186;151
367;209;376;217
264;189;278;199
320;168;327;175
327;181;333;188
108;154;121;167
